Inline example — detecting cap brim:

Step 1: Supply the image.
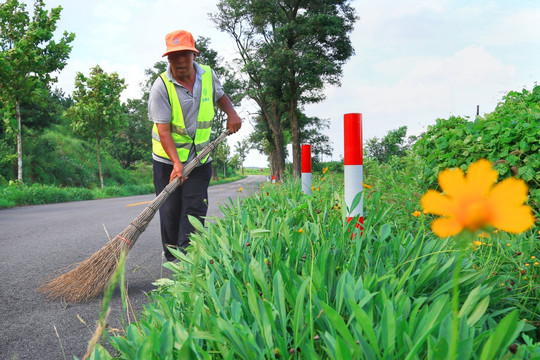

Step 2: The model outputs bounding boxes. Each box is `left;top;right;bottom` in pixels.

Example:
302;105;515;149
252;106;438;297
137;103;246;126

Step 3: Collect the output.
163;46;199;57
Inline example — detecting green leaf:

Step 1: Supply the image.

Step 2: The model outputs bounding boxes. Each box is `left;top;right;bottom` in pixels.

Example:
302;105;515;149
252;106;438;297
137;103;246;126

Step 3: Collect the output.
273;271;287;334
250;228;271;237
381;300;396;353
479;310;523;360
466;296;490;327
320;301;356;349
159;320;174;358
188;214;206;232
293;278;310;347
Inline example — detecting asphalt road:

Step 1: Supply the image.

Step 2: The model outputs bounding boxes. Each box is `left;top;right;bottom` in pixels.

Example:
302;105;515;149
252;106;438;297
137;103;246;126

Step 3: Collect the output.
0;175;267;360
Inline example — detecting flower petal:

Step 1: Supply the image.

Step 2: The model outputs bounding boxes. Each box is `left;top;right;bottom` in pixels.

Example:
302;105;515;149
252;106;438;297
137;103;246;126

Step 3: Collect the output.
489;177;529;207
431;217;463;237
438;168;465;197
421;190;455;216
490;205;535;233
465;159;498;196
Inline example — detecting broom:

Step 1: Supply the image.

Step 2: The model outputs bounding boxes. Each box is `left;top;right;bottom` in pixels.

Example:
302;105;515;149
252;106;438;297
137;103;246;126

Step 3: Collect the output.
39;129;230;302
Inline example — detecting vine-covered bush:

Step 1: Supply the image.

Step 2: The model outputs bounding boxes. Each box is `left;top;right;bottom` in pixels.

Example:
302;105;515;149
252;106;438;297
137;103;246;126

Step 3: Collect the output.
414;85;540;215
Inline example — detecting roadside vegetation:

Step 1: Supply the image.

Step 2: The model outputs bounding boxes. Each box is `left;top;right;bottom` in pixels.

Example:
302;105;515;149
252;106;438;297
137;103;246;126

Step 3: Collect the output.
83;85;539;359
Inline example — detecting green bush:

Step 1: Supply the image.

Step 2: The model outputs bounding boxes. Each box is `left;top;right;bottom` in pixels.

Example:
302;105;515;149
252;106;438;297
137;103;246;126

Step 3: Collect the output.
414;85;540;218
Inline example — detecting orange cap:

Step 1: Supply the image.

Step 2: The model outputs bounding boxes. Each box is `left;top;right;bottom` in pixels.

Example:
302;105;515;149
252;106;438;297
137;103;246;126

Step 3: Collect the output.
162;30;199;57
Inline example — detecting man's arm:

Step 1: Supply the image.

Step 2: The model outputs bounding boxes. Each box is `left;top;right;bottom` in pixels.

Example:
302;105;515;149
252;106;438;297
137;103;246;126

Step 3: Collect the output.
217;94;242;134
156;123;185;183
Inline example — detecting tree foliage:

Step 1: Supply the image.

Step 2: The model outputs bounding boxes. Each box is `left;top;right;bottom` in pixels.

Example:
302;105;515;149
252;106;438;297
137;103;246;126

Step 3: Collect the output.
234;138;251;174
211;0;357;179
298;113;333;163
0;0;74;183
67;65;127;189
104;98;152;169
365;126;415;163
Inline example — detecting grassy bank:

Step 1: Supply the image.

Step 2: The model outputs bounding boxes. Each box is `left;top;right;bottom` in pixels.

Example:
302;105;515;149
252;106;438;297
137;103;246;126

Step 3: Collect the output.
0;175;248;209
86;154;539;359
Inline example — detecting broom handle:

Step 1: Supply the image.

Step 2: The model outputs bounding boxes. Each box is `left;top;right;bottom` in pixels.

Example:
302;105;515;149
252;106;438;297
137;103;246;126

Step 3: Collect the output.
168;128;230;191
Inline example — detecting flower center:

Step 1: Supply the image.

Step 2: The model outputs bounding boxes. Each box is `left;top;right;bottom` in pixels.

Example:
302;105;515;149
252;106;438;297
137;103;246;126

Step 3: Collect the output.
462;200;489;231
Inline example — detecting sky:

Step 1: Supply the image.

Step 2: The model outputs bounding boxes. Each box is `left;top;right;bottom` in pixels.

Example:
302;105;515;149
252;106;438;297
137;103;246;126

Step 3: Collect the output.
30;0;540;167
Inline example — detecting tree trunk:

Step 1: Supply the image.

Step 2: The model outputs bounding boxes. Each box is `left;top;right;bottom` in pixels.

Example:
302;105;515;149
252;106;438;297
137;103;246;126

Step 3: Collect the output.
97;135;104;190
290;101;300;179
262;102;285;182
16;99;23;184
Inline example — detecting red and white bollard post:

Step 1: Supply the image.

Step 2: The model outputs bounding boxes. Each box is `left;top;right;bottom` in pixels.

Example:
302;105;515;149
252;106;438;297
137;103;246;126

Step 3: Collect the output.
344;113;363;230
272;175;276;184
301;144;312;195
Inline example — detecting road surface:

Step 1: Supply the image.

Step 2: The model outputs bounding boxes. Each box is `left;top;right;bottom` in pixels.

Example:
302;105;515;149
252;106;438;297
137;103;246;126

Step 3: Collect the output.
0;175;266;360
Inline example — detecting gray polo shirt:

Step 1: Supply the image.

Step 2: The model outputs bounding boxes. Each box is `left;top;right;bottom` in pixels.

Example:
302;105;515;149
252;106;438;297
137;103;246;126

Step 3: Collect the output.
148;62;225;165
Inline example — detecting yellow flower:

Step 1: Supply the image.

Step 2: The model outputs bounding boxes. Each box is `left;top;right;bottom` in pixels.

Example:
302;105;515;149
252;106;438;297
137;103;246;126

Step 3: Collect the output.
478;232;490;238
534;262;539;266
362;183;373;189
312;186;315;191
299;228;304;233
531;256;536;260
473;240;482;247
316;187;320;192
322;166;329;174
507;243;511;247
525;263;530;267
412;210;421;217
238;187;244;192
421;159;535;237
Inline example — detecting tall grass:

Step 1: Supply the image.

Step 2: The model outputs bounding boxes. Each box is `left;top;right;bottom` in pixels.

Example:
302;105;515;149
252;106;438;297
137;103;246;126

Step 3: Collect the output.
84;154;539;359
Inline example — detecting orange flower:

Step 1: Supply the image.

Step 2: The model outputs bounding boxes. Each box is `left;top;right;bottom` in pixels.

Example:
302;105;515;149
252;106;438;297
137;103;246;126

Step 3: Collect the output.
421;159;534;237
362;183;373;189
322;166;329;174
412;210;421;217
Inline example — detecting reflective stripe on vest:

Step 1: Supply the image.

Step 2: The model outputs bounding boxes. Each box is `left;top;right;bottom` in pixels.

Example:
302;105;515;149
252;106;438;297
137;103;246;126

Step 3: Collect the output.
152;65;214;163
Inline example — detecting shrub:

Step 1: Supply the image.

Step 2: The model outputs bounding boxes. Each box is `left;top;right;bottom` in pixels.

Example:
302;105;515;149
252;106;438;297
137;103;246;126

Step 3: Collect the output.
414;85;540;217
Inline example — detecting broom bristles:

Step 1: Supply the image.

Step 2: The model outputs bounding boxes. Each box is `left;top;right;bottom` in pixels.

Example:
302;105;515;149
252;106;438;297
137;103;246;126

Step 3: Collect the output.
39;235;133;303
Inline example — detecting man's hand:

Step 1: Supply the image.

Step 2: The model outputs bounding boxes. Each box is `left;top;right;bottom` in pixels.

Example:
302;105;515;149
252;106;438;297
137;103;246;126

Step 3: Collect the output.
170;161;186;183
227;112;242;134
156;123;186;183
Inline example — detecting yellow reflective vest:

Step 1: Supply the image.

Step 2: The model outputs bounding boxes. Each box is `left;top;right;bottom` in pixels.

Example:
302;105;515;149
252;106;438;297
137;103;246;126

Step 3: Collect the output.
151;65;214;163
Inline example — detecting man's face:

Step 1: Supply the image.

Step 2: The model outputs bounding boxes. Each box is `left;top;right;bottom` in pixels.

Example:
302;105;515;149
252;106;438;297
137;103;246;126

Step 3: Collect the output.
168;50;197;79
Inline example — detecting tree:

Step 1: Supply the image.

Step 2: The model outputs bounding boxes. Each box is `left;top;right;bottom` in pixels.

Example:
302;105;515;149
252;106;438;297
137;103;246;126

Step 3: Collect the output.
365;126;413;163
298;113;333;163
234;138;251;174
212;0;357;179
0;0;74;183
213;140;231;179
67;65;127;189
212;2;288;181
104;98;152;169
